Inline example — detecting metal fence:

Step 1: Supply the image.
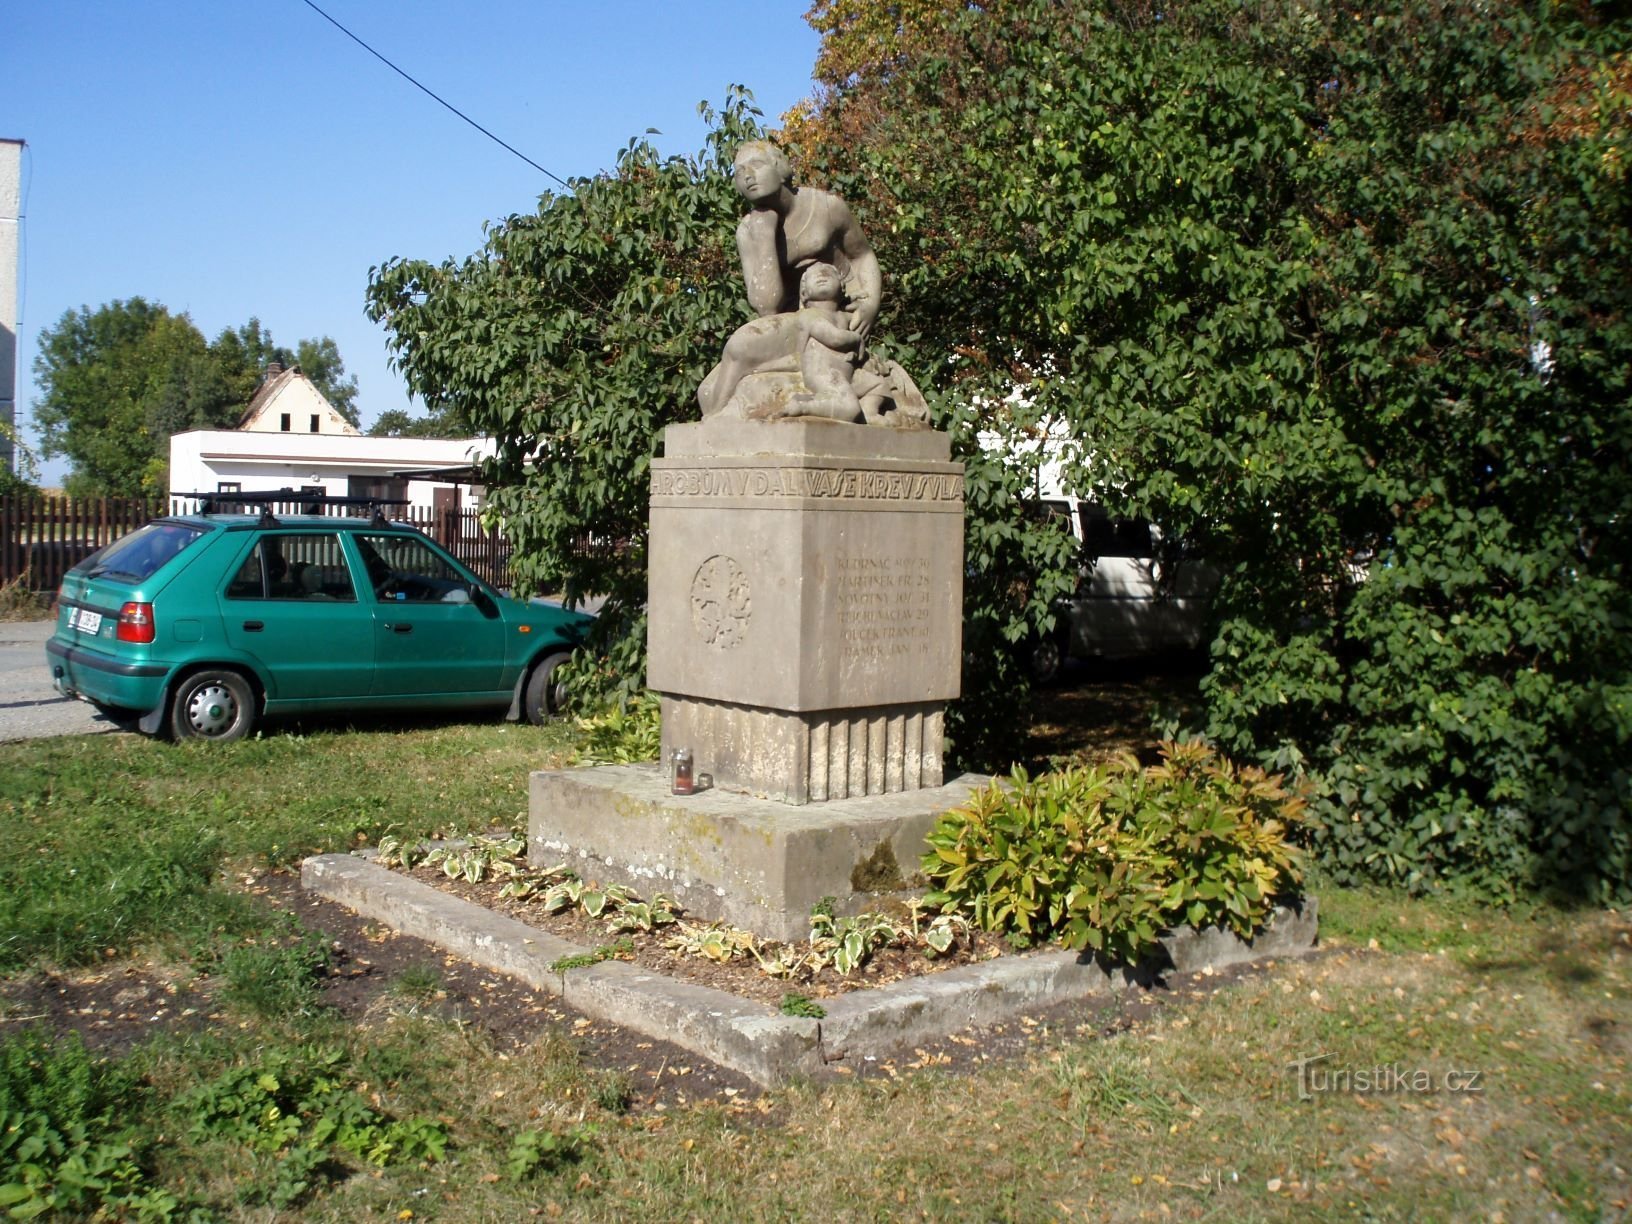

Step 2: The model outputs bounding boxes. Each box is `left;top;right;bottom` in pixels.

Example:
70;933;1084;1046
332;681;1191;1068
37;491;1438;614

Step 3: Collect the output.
0;494;520;593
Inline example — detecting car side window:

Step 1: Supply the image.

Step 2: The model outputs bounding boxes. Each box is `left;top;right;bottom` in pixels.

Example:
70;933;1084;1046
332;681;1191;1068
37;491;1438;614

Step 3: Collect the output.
356;534;470;603
225;534;357;602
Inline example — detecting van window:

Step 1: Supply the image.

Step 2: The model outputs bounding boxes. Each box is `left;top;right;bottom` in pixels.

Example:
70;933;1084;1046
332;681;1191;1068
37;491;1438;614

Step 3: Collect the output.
1078;507;1154;558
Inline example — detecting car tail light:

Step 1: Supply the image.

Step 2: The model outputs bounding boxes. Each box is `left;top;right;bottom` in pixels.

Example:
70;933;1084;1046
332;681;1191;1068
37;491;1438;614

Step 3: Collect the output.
116;602;156;644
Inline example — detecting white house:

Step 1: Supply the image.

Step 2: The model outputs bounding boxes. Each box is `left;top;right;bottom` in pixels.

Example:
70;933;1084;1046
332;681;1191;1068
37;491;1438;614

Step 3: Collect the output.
167;362;493;517
168;428;494;517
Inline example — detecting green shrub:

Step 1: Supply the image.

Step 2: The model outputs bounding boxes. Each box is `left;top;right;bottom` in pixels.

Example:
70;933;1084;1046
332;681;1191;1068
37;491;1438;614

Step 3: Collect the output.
574;691;662;765
921;741;1309;964
0;1029;177;1219
0;575;50;622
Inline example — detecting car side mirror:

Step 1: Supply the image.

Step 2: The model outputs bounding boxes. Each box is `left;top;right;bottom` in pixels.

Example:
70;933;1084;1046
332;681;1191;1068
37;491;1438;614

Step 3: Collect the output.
469;583;498;615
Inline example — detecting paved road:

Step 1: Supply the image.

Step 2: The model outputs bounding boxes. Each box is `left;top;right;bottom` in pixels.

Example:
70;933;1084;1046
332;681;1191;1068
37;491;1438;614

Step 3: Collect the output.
0;619;125;743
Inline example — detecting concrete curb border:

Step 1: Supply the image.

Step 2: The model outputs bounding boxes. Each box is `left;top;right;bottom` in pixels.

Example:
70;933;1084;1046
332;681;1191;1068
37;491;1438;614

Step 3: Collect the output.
302;854;1318;1087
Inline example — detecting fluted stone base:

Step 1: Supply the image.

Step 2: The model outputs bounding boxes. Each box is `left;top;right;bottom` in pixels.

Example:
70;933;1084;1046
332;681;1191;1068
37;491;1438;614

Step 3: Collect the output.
660;696;943;804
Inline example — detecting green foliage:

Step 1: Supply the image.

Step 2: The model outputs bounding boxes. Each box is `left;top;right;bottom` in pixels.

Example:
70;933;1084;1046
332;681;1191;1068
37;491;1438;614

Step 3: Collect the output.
182;1047;449;1201
368;90;767;706
0;723;571;975
808;911;903;976
574;690;662;764
422;831;527;883
288;335;360;425
389;962;443;1002
220;931;332;1021
922;742;1308;964
361;81;1078;765
798;0;1632;898
0;576;50;622
0;1029;176;1220
505;1126;590;1181
779;993;827;1019
752;907;973;979
367;407;462;438
0;823;225;972
547;938;634;975
0;419;42;497
31;299;358;495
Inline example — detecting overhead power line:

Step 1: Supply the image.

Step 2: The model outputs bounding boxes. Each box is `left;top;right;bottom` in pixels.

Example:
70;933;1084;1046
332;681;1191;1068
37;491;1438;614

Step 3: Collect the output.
298;0;569;188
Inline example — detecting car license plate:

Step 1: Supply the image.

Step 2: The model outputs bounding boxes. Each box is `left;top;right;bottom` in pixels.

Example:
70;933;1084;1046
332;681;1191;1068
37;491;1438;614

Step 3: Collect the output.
70;608;103;635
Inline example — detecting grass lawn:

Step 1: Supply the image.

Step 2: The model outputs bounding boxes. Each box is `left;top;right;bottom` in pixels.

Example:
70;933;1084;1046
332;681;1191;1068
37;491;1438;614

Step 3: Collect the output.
0;716;1627;1220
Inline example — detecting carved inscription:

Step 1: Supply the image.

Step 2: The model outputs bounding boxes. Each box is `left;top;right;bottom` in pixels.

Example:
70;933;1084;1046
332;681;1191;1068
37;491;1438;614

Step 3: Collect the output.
652;466;963;502
836;555;934;663
690;555;751;649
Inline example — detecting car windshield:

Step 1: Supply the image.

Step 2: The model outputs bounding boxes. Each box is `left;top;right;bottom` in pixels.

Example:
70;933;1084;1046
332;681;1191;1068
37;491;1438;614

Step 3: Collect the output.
70;522;207;583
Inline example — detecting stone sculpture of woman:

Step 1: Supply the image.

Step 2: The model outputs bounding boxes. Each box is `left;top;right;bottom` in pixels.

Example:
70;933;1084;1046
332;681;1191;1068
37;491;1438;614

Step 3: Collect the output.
696;141;927;427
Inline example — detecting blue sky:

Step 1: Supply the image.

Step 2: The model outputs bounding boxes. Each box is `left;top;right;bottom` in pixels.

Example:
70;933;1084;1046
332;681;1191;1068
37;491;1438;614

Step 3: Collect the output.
5;1;822;484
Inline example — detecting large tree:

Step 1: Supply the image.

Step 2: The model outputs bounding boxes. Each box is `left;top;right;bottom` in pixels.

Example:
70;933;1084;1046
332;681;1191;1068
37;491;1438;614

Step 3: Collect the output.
792;0;1632;900
367;407;465;439
364;3;1631;900
33;301;359;495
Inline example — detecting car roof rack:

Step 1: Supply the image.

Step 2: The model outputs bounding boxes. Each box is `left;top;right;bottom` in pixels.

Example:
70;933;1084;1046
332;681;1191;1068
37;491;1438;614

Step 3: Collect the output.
172;489;411;528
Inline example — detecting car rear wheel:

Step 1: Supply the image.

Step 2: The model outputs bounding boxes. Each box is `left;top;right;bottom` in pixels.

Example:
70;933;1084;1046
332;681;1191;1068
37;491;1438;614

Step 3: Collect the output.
171;670;256;742
523;652;571;725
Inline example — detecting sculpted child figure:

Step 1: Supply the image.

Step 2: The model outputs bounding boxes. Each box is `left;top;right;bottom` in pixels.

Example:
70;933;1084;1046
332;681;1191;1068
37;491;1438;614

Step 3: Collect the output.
785;261;866;422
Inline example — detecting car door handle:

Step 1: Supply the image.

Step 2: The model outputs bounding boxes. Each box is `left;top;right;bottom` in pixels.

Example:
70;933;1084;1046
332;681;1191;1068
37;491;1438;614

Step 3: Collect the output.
385;623;414;634
242;620;264;632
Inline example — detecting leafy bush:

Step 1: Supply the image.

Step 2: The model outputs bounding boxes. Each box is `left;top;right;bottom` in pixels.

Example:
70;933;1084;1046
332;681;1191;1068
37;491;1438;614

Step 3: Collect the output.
506;1125;591;1182
0;575;50;622
574;691;662;765
795;0;1632;901
0;1029;177;1219
922;742;1308;964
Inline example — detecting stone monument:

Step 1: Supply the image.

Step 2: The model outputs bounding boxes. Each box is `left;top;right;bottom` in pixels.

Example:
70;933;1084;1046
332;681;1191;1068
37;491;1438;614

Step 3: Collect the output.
530;141;974;937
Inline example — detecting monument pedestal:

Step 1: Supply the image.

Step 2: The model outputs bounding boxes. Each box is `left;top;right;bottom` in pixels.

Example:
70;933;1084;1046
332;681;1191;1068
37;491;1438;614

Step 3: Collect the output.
645;419;964;804
530;419;973;936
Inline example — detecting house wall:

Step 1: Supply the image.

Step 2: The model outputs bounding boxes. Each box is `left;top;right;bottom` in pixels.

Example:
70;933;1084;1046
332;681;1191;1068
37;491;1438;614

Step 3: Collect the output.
169;430;493;514
239;375;358;436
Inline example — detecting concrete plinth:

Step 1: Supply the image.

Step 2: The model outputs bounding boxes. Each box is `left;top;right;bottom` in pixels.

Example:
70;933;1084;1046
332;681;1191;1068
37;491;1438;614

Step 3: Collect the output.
647;419;963;804
529;763;986;941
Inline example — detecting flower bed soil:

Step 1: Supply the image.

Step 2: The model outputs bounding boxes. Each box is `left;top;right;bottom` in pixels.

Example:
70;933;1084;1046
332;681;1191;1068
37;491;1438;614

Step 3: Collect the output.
403;863;1019;1010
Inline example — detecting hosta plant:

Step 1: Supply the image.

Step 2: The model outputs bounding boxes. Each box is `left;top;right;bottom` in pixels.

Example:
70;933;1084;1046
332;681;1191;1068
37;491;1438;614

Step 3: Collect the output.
423;832;527;884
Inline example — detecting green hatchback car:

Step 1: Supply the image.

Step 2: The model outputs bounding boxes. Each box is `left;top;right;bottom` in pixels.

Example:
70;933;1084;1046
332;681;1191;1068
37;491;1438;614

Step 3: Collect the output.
46;500;594;742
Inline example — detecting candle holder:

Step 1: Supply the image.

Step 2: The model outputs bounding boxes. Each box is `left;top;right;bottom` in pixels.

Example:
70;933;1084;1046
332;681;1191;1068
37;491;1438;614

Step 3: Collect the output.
670;747;695;795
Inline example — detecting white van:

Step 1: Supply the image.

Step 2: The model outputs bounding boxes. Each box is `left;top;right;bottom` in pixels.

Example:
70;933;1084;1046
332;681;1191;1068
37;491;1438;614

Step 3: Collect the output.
1029;495;1217;681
